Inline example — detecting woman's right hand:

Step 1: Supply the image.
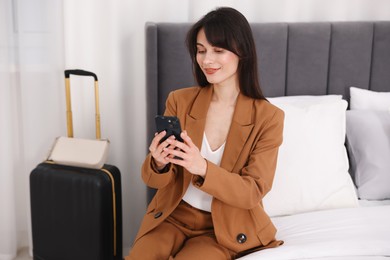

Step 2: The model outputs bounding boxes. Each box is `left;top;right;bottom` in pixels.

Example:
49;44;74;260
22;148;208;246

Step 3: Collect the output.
149;131;176;171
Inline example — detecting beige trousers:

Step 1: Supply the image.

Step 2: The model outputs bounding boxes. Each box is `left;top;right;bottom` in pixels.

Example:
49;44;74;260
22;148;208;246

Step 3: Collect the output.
125;200;237;260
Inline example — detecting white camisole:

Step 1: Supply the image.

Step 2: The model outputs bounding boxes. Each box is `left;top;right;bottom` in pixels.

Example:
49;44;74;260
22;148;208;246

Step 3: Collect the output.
182;132;226;212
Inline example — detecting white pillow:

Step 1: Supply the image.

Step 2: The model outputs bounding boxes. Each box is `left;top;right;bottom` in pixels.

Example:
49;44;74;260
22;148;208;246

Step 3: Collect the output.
263;97;358;217
350;87;390;111
268;94;342;106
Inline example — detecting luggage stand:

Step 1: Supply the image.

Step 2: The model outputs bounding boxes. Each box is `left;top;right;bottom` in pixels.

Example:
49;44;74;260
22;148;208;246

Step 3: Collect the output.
30;70;123;260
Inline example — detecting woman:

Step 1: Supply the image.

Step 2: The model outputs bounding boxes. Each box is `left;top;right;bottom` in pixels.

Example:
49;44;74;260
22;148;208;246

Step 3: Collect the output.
126;7;284;259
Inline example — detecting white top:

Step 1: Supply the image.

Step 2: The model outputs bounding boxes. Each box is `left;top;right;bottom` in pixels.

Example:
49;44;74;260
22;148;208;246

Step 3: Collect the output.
182;132;226;212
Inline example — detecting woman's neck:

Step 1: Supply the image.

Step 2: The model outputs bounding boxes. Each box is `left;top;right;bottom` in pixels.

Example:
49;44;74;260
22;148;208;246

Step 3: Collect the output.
211;83;240;106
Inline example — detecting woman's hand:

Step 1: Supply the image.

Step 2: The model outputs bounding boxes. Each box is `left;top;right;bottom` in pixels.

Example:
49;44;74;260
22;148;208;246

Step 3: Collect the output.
149;131;177;171
164;130;207;177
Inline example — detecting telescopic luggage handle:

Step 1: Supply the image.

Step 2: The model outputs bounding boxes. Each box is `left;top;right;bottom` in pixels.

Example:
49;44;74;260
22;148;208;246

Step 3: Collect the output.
48;70;109;170
65;69;98;81
64;69;101;140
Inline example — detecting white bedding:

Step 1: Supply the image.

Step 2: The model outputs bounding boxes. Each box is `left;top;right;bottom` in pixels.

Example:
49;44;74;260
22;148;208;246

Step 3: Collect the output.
240;205;390;259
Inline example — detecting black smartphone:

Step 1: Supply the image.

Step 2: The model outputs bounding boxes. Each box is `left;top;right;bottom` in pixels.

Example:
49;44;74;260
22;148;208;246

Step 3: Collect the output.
155;115;184;143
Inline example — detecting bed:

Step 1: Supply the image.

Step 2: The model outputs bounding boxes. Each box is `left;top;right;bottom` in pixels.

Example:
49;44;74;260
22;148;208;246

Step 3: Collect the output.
145;21;390;259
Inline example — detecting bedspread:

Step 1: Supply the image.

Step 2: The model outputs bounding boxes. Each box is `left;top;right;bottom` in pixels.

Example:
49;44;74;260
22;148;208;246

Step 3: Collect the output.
240;205;390;259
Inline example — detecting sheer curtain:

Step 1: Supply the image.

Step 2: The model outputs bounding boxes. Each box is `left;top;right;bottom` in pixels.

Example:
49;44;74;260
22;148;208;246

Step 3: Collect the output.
0;2;17;259
0;0;64;259
1;0;390;259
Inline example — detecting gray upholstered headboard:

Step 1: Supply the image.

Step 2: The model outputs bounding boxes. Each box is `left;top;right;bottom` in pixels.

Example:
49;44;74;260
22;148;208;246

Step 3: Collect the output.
145;21;390;201
146;21;390;134
146;21;390;140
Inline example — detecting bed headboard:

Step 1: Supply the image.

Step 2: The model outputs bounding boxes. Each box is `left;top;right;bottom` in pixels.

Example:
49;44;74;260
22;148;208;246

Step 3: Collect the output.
146;21;390;140
145;21;390;201
146;21;390;139
146;20;390;129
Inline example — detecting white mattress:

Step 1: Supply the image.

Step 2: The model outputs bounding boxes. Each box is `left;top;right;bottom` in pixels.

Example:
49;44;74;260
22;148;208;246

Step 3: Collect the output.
239;204;390;259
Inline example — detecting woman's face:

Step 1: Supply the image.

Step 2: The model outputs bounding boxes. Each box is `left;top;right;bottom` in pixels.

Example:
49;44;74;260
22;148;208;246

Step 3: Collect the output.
196;28;239;87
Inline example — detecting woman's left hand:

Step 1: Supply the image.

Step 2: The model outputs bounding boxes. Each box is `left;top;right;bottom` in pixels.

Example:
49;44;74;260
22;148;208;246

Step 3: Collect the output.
164;130;207;177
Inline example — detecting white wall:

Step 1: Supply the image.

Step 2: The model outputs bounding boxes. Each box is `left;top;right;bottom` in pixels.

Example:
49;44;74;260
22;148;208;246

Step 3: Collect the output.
3;0;390;258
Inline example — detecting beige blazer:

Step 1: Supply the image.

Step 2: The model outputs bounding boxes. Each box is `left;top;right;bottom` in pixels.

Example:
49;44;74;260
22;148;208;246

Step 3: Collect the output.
135;86;284;254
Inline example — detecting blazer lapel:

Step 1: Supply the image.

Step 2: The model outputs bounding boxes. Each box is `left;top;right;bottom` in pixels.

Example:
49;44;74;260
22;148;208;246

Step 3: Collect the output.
182;87;213;188
220;93;254;172
184;86;213;150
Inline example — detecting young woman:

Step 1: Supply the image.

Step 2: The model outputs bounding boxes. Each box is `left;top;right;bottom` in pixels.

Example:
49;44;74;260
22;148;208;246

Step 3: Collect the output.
126;7;284;259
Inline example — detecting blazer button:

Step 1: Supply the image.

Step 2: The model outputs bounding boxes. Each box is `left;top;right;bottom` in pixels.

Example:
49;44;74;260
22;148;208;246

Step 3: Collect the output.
236;233;247;244
154;212;163;219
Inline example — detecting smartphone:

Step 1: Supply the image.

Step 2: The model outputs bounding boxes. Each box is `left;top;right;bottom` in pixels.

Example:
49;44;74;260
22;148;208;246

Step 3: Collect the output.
155;115;184;143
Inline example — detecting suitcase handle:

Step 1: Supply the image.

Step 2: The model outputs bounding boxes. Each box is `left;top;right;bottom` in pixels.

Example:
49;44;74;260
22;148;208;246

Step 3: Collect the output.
64;69;101;139
65;69;98;81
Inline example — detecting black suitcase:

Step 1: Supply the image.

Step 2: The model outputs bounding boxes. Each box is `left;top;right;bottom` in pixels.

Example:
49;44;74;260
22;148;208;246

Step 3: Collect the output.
30;70;123;260
30;163;122;260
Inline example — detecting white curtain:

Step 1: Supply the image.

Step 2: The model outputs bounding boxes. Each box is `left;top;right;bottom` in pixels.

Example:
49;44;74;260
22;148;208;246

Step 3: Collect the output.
1;0;390;258
0;2;17;259
0;0;65;259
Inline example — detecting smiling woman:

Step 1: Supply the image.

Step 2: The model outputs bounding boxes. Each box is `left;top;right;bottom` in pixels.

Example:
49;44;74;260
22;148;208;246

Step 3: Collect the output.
144;15;390;259
126;7;285;260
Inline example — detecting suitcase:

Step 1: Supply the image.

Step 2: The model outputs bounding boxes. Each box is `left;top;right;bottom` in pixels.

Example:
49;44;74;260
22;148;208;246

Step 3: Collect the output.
30;70;123;260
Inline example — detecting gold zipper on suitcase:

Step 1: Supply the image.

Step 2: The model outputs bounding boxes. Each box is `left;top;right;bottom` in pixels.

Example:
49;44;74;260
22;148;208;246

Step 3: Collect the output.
100;168;118;256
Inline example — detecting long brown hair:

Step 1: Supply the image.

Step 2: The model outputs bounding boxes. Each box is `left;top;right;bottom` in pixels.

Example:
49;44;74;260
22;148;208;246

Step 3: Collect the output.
186;7;265;99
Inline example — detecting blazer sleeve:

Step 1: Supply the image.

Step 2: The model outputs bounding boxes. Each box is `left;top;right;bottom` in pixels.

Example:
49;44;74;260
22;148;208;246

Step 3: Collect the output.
141;91;178;189
194;108;284;209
